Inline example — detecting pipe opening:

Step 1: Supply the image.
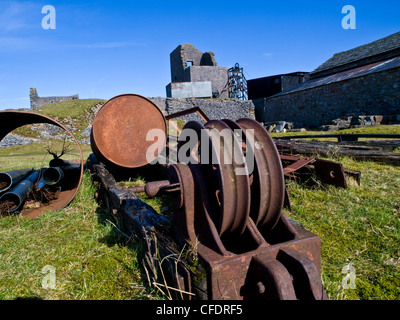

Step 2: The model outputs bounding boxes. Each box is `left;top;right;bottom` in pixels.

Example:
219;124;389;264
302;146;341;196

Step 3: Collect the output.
0;173;12;192
43;167;64;186
0;193;21;213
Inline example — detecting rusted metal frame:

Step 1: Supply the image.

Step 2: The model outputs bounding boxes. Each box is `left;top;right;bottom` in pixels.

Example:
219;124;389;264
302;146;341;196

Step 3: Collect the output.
313;158;348;188
280;153;360;188
0;111;83;219
282;156;316;175
165;106;210;123
189;213;326;300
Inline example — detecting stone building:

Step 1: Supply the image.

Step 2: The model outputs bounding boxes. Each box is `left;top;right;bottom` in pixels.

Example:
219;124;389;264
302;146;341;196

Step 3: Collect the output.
247;72;309;100
253;31;400;128
166;44;229;99
30;88;79;109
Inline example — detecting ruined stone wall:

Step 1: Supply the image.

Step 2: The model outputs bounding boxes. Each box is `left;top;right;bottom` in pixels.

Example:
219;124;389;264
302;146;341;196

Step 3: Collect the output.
150;97;255;122
30;88;79;109
185;66;229;98
169;44;227;98
254;67;400;128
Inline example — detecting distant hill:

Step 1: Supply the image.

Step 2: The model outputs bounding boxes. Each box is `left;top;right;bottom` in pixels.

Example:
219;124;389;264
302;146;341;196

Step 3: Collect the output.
12;99;106;144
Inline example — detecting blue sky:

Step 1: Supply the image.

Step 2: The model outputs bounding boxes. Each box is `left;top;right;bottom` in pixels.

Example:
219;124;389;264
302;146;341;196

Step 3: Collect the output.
0;0;399;110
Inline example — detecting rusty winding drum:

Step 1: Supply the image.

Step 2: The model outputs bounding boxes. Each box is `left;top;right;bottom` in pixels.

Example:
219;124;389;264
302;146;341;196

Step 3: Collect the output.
91;94;167;169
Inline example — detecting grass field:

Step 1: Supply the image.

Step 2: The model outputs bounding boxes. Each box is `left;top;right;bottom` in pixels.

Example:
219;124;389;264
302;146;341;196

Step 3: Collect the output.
0;104;399;300
286;157;400;299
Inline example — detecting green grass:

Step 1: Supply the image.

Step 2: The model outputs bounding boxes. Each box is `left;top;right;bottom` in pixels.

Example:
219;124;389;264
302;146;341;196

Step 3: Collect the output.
0;172;158;300
37;99;105;120
285;157;400;299
272;125;400;299
0;142;92;171
12;99;105;139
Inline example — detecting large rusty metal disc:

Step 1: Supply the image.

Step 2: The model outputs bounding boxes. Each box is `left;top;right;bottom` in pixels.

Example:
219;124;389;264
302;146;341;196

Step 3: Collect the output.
91;94;167;169
236;118;285;230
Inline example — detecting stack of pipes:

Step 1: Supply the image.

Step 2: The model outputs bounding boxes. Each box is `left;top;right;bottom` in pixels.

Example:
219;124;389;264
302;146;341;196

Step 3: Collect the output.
0;161;80;215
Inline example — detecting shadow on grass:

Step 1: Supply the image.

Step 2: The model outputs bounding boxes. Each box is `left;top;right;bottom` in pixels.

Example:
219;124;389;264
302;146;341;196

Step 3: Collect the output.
95;206;147;260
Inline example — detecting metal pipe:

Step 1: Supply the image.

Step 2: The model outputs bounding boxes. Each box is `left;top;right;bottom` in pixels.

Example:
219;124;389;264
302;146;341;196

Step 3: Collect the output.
0;168;35;193
35;177;47;190
0;170;40;213
127;180;180;198
42;167;65;186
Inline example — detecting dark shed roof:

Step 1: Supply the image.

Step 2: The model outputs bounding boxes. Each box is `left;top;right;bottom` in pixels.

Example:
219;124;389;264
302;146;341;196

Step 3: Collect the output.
270;56;400;98
311;31;400;78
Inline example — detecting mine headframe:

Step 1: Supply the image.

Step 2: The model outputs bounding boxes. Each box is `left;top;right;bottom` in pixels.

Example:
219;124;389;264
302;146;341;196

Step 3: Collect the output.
228;63;248;101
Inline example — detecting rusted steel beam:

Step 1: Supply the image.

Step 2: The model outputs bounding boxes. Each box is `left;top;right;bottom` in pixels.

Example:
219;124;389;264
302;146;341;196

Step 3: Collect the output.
279;153;360;188
165;106;210;123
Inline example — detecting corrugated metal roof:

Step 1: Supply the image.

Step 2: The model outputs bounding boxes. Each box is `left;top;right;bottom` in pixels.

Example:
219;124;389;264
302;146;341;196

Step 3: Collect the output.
269;56;400;98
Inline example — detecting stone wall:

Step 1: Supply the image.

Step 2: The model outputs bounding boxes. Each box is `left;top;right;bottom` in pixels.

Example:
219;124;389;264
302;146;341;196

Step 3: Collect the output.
30;88;79;109
254;67;400;128
168;44;228;98
185;66;229;98
0;134;38;150
149;97;255;122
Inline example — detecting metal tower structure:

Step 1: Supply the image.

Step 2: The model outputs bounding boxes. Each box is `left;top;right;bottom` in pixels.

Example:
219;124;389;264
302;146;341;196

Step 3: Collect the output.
228;63;248;100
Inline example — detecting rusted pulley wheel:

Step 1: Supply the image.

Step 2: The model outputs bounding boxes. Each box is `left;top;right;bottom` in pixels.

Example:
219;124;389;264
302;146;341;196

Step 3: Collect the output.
178;120;251;236
236;118;285;230
205;120;251;236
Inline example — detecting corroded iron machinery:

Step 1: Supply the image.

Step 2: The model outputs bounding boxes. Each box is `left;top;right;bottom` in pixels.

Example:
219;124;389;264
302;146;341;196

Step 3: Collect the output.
90;94;328;300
